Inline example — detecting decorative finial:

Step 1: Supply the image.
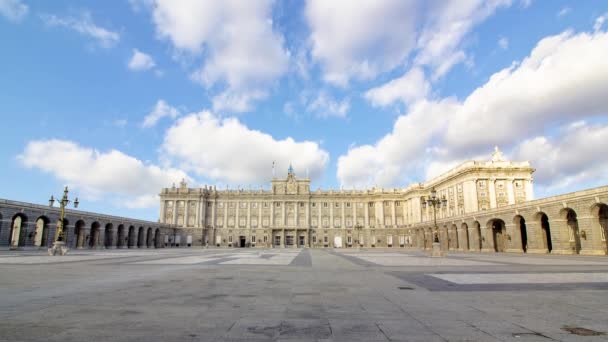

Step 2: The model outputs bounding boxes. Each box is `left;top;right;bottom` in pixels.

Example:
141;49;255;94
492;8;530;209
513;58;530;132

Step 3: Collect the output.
288;163;294;176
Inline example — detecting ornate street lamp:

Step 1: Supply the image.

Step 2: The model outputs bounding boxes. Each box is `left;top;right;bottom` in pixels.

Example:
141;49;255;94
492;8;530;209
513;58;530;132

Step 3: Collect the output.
421;188;447;256
48;186;79;256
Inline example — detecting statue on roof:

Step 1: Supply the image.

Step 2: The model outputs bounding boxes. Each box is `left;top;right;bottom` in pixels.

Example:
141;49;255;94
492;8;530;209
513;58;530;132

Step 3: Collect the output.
491;146;505;162
288;163;294;176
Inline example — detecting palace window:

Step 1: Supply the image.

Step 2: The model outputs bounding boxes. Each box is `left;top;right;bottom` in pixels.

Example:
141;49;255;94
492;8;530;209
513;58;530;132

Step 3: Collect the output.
312;203;316;207
252;202;257;208
207;202;212;207
252;235;256;243
313;236;317;243
479;180;486;188
335;202;340;208
346;202;351;208
515;181;523;188
229;202;235;208
264;202;269;208
276;202;281;207
324;202;328;208
263;236;268;242
299;202;304;207
369;202;374;207
396;201;401;206
228;236;232;243
240;202;246;208
357;202;363;208
347;236;352;244
324;236;328;243
218;202;224;208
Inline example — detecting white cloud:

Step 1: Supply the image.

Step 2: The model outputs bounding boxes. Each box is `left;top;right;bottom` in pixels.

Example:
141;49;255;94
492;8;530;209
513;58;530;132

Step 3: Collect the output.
41;12;120;48
149;0;288;113
305;0;418;86
128;49;156;71
364;67;430;107
512;122;608;194
415;0;512;79
338;29;608;191
162;111;329;184
18;140;187;209
0;0;28;22
307;92;350;118
557;7;571;18
594;13;606;32
337;98;459;188
498;37;509;50
142;99;180;128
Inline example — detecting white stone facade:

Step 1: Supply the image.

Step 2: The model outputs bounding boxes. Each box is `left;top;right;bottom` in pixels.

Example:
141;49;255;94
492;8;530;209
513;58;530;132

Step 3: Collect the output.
159;149;535;248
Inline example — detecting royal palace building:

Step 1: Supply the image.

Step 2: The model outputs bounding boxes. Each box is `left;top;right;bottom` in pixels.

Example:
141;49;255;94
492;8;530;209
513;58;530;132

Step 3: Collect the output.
159;147;540;249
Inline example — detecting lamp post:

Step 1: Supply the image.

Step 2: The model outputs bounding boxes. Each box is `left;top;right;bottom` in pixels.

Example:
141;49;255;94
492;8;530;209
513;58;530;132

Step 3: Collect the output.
421;188;447;257
48;186;79;256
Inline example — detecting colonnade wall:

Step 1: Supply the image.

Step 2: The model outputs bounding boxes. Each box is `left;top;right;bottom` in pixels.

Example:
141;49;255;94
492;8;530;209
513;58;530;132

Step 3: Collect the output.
410;186;608;255
0;199;176;250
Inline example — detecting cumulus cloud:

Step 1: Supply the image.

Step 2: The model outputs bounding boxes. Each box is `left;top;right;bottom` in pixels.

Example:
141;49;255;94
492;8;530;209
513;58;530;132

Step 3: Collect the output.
307;92;350;118
128;49;156;71
41;12;120;48
18;140;187;209
512;122;608;195
364;67;430;107
149;0;289;113
142;99;180;128
162;111;329;184
0;0;28;22
305;0;417;86
498;37;509;50
307;0;512;88
338;29;608;191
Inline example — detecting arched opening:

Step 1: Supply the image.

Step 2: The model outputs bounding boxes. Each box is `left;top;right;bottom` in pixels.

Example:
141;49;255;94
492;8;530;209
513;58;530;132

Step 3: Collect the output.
137;227;145;248
146;227;153;248
116;224;125;248
154;228;161;248
104;223;113;248
562;208;581;254
474;221;482;250
596;204;608;253
461;222;470;250
128;226;135;248
489;219;507;252
452;224;459;249
536;212;552;253
514;215;528;253
35;216;50;247
74;220;86;249
89;222;100;248
10;214;28;248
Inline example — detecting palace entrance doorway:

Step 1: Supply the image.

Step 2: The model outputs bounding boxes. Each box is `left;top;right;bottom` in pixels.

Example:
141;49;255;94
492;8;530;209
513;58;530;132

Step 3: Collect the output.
285;235;294;247
239;236;246;248
299;235;305;247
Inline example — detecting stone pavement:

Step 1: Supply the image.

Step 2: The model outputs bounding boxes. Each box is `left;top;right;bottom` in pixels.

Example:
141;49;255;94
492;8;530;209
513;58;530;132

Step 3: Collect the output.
1;248;608;341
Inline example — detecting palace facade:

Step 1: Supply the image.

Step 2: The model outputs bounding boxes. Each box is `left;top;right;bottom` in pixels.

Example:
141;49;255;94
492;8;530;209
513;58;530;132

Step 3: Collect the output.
159;148;537;249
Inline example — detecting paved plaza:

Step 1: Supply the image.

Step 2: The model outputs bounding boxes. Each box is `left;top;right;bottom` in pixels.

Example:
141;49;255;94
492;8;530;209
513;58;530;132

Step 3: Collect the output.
1;249;608;341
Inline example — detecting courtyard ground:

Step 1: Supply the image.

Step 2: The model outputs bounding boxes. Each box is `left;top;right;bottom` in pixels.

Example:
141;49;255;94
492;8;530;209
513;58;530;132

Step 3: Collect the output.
0;248;607;341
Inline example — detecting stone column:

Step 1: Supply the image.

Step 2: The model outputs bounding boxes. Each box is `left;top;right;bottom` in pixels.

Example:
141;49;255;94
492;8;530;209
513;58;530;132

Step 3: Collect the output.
364;202;369;228
488;179;497;209
295;201;299;227
247;202;251;229
184;201;189;227
160;200;166;224
391;201;396;228
480;226;493;252
504;222;523;253
524;219;549;254
235;202;240;229
223;203;228;231
282;202;286;227
330;202;334;228
507;179;515;205
341;202;345;229
270;201;274;227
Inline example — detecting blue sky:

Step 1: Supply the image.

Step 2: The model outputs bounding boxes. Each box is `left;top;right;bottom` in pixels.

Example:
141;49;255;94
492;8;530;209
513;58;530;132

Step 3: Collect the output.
1;0;607;221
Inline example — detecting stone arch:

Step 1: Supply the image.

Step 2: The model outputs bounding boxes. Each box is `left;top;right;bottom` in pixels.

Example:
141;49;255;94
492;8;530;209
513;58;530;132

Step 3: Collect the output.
74;220;86;249
10;213;28;248
127;225;135;248
461;222;470;250
137;226;145;248
487;218;507;252
117;224;125;248
146;227;153;248
451;223;459;250
534;212;552;253
154;228;161;248
104;223;113;248
560;208;581;254
513;215;528;253
89;222;100;248
590;203;608;254
34;216;50;247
